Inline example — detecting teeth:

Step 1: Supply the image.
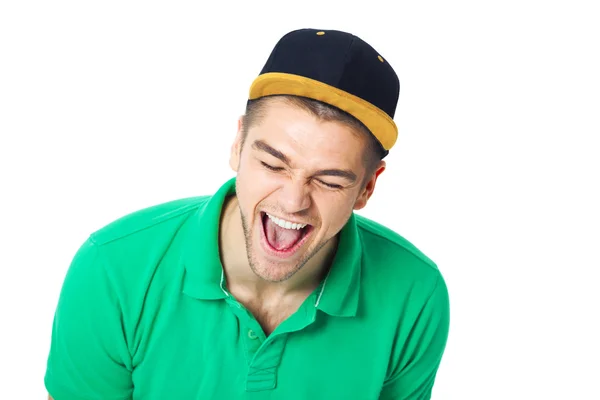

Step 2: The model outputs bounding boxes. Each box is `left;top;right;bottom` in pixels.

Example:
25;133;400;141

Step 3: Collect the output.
266;213;307;230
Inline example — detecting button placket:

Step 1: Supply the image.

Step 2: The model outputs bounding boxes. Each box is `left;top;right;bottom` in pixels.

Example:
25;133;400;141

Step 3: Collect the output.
245;333;289;391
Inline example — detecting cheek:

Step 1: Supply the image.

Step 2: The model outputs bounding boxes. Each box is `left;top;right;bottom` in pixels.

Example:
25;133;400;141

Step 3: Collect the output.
318;196;356;229
236;163;278;209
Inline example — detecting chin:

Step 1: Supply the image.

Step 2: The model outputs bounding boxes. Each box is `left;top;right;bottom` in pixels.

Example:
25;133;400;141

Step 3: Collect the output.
250;261;301;283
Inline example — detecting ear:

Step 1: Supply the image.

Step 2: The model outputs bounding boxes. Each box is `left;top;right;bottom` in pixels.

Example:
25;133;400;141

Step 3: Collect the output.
229;116;245;172
353;161;386;211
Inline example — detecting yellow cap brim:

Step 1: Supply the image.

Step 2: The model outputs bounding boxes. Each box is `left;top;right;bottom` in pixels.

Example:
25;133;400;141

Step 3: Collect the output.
248;72;398;150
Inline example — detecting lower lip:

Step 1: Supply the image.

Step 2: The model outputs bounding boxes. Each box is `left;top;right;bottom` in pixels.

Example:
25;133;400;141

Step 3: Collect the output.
259;212;313;259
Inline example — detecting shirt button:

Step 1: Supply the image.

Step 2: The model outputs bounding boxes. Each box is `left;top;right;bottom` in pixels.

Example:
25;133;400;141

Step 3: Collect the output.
248;329;258;340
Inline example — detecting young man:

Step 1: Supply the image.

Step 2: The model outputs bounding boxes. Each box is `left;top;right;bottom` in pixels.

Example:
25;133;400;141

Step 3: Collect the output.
45;28;450;399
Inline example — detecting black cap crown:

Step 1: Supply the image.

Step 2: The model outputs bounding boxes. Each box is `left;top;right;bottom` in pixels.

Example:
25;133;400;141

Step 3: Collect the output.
250;28;400;152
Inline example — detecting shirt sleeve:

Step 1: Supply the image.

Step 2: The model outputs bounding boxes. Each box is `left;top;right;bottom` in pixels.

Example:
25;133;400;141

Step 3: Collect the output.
44;237;133;400
379;273;450;400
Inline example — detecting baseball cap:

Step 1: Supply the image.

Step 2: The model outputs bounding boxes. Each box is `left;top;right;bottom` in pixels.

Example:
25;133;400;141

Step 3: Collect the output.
249;28;400;156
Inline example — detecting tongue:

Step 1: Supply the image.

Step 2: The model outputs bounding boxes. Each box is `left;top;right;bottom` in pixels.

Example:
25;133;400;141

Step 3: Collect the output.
265;217;303;251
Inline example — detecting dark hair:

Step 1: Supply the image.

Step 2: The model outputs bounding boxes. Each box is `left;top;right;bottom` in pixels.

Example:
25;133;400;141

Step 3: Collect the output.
241;95;386;182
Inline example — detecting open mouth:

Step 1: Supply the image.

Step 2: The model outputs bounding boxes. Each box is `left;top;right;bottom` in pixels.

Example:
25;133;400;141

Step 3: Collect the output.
260;211;313;256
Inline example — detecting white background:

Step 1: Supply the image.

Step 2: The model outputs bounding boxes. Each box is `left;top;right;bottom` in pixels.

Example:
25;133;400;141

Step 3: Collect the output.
1;0;599;398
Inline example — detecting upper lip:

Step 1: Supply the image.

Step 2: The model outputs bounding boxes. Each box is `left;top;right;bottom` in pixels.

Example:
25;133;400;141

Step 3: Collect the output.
263;211;312;226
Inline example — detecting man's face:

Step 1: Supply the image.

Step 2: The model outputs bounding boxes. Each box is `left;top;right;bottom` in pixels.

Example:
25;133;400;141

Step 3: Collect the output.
229;98;383;282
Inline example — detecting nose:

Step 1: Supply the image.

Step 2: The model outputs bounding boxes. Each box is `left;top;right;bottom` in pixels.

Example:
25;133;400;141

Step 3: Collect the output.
279;178;312;214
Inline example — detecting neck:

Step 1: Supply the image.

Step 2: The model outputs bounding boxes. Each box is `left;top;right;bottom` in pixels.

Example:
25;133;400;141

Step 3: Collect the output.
219;195;336;299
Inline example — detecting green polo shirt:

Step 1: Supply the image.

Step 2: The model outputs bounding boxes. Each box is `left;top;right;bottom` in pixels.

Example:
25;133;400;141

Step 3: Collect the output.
45;177;449;400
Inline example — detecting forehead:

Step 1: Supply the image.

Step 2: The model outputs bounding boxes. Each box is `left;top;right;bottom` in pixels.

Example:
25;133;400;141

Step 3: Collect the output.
246;99;368;165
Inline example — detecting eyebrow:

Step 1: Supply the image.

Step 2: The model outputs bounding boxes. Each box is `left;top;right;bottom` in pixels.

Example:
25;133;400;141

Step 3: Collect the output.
252;140;290;165
251;139;357;183
314;168;357;182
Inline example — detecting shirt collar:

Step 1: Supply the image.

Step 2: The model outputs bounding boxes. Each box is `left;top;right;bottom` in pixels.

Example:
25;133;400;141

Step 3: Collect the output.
313;212;362;317
181;177;236;301
181;177;362;317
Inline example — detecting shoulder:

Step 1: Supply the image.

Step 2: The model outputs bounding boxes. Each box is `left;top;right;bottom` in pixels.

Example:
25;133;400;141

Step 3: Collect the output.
62;195;214;338
354;214;449;346
355;213;445;299
70;195;213;301
89;195;211;246
356;214;439;274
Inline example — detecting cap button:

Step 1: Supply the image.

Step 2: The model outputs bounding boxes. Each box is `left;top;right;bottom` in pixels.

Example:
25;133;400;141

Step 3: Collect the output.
316;31;325;36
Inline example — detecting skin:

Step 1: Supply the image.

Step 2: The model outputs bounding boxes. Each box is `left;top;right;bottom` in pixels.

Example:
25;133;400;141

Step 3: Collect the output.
220;97;385;331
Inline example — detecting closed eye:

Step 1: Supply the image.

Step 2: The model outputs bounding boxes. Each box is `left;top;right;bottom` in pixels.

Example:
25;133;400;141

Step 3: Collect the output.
261;161;284;172
318;180;343;190
261;161;343;189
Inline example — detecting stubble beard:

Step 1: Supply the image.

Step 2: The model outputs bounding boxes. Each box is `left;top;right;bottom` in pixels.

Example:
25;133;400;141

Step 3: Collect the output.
239;207;330;283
